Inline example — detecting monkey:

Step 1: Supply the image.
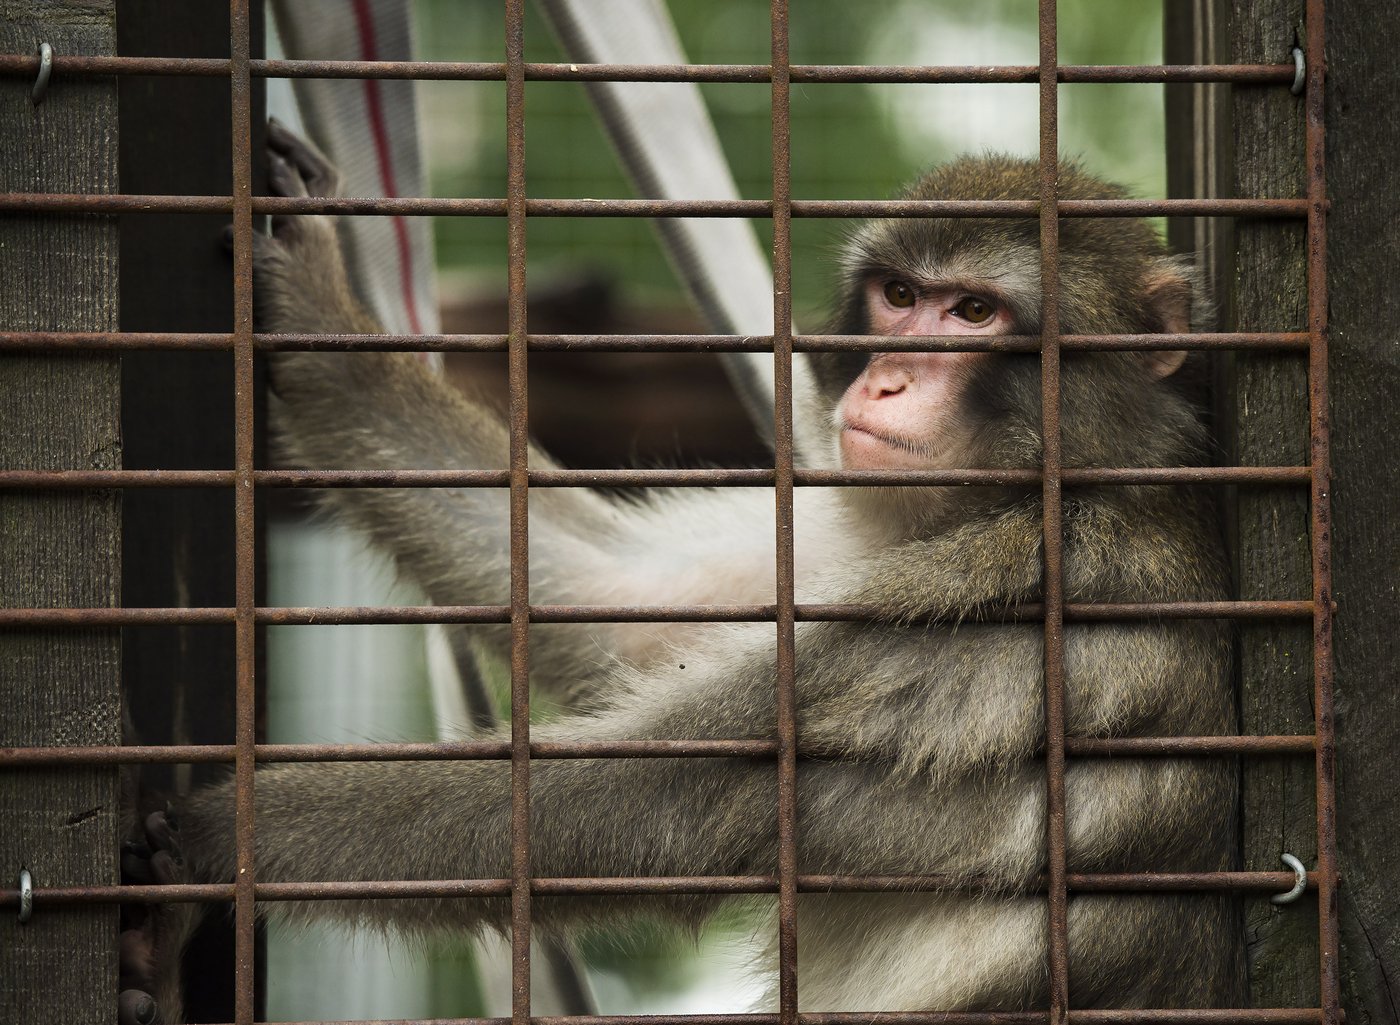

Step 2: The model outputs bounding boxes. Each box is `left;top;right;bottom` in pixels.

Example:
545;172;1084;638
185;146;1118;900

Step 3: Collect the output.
117;123;1243;1022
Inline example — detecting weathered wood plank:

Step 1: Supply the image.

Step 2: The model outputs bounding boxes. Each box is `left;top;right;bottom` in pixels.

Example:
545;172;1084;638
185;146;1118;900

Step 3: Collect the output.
0;2;121;1022
1230;0;1320;1010
1323;1;1400;1022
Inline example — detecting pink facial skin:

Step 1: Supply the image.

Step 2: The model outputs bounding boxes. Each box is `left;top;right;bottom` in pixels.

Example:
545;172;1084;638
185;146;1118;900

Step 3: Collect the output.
838;279;1012;470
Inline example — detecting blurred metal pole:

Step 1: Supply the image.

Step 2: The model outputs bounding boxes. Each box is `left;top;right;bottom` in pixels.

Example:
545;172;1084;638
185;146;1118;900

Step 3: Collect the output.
538;0;822;464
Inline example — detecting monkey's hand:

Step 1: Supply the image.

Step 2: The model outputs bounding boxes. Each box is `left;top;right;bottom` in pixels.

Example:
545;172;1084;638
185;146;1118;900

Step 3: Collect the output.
251;118;380;337
118;809;205;1025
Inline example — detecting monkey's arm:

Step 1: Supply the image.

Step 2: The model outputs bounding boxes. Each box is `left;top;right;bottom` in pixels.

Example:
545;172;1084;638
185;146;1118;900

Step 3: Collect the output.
168;612;1060;934
257;125;785;684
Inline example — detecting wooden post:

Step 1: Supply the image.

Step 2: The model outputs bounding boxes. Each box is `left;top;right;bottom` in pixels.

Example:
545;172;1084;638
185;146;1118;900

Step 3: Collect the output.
1321;2;1400;1023
1171;1;1400;1018
1230;0;1321;1009
0;3;122;1022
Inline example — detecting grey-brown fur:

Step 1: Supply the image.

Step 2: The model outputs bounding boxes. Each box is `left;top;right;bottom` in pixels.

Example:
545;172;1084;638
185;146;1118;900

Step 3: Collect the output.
122;129;1243;1019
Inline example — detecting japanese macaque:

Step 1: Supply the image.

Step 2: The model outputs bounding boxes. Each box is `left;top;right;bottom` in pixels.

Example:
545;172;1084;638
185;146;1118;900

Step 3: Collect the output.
118;125;1243;1022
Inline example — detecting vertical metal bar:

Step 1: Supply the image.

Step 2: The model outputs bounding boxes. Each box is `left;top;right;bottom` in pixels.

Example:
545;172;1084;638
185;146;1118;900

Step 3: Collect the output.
769;0;799;1020
1302;2;1339;1023
227;0;257;1022
1037;1;1070;1022
504;1;533;1023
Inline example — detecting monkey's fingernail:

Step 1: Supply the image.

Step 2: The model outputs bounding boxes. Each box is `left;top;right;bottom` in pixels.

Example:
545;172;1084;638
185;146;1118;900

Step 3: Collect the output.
118;989;157;1025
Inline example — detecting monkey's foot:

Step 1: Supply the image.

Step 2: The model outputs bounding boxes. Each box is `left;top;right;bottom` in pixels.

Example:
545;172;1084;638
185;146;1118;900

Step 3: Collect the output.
118;810;200;1025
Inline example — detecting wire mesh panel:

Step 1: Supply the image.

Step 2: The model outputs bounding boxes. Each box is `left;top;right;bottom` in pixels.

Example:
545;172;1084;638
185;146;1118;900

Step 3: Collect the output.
0;2;1337;1024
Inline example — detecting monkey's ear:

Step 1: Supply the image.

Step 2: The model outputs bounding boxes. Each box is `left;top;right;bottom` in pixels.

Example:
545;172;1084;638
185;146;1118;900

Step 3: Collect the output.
1141;263;1193;378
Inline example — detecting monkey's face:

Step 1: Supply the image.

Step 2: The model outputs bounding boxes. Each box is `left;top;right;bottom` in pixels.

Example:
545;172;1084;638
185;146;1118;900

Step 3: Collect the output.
836;277;1011;471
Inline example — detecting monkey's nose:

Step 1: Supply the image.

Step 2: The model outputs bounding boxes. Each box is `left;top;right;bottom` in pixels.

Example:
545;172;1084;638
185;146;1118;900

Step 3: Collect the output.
862;363;914;400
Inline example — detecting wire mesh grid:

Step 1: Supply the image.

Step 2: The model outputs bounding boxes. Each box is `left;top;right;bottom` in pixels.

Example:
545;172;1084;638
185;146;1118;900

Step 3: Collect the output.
0;1;1337;1024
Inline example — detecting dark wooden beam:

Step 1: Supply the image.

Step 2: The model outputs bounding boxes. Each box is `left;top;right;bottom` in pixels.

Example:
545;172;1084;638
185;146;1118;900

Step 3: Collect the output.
1322;2;1400;1022
0;2;121;1021
116;0;264;1019
1230;0;1321;1009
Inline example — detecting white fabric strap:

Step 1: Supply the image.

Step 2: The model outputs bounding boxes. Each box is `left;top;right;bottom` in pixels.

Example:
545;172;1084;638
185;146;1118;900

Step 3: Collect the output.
538;0;823;461
269;0;439;339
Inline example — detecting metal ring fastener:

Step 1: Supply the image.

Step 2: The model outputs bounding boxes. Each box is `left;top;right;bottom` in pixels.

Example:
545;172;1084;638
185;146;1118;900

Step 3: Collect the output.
1290;46;1306;96
31;42;53;105
17;869;33;924
1271;852;1307;905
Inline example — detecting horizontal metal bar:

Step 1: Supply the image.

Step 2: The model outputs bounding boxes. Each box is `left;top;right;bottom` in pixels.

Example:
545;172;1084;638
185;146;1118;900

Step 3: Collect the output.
0;870;1318;910
0;465;1312;490
10;1012;1326;1025
0;193;1312;219
0;331;1313;354
0;52;1297;85
0;734;1316;767
0;599;1316;629
1065;735;1316;755
0;738;779;765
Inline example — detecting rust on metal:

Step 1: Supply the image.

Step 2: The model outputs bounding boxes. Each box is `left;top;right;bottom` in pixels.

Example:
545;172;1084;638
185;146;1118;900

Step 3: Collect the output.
1301;2;1341;1024
0;50;1297;85
0;870;1322;914
769;1;800;1019
0;329;1311;354
0;191;1314;220
1037;3;1070;1021
0;733;1319;770
0;598;1317;631
227;2;258;1022
0;465;1316;489
502;2;533;1021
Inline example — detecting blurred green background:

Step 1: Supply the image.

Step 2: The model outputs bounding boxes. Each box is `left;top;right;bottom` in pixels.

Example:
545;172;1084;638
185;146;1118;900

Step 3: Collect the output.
417;0;1166;327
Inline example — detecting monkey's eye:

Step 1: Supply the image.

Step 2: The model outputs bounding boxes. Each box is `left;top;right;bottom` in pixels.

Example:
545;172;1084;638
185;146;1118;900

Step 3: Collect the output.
954;296;994;324
882;280;916;308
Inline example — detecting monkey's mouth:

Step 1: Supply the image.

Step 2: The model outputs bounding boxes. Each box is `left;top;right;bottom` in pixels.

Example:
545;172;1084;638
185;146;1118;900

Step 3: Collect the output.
840;422;927;460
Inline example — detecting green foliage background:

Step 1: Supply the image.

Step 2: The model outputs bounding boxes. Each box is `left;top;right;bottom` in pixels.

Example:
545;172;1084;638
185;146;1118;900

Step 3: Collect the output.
417;0;1164;326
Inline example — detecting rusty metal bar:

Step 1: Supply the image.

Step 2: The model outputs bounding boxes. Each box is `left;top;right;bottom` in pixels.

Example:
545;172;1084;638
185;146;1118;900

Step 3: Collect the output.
0;733;1320;768
0;330;1313;354
0;51;1298;84
0;1012;1330;1025
0;1012;1345;1025
769;1;800;1019
1038;3;1070;1021
503;1;533;1021
0;598;1318;630
0;465;1316;490
0;870;1323;912
1303;3;1341;1024
227;1;257;1022
0;192;1313;219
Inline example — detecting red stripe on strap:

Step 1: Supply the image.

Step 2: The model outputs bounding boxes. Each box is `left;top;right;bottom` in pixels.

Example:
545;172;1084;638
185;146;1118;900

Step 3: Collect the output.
351;0;424;334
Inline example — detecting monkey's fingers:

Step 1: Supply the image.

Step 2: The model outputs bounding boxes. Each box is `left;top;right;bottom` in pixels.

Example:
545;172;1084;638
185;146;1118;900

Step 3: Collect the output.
113;809;199;1025
267;116;342;199
119;928;155;989
268;149;310;201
